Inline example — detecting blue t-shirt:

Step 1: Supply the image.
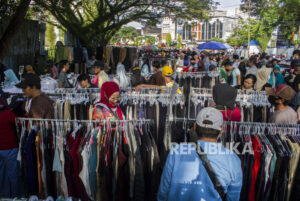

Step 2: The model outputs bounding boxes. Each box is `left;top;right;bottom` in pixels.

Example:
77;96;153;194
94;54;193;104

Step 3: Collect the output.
157;140;243;201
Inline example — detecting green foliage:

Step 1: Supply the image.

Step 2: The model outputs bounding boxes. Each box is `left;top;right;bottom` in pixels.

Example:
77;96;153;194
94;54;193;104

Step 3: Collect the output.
174;0;218;20
58;29;65;44
47;48;55;60
111;26;139;45
35;0;215;47
293;39;300;45
119;27;139;45
176;34;182;48
166;33;172;47
145;36;156;45
229;19;260;47
211;37;224;43
45;24;56;48
0;0;20;21
241;0;300;47
134;36;143;47
226;37;239;47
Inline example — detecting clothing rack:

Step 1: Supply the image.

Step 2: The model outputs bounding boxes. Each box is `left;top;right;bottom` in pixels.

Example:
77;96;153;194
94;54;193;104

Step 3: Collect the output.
171;117;299;127
120;92;184;105
16;117;153;124
56;88;101;93
125;86;183;93
190;88;270;107
14;115;159;201
170;117;300;133
174;71;220;78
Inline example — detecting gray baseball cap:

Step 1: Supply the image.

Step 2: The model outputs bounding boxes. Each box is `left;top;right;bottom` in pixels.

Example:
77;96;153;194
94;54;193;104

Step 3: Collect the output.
196;107;223;131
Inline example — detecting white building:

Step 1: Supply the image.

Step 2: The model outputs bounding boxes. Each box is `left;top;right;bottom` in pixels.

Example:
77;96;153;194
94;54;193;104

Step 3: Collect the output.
140;27;161;43
161;9;243;44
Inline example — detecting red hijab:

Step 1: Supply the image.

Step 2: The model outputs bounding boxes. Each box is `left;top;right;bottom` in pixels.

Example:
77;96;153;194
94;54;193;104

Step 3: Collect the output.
98;81;123;120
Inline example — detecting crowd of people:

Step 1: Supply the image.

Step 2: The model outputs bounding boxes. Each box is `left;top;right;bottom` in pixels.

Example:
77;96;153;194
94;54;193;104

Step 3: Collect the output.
1;48;300;201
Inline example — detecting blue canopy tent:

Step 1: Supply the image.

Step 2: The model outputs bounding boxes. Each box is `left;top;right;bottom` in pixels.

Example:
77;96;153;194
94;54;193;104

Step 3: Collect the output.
244;40;260;46
197;41;227;50
224;43;234;50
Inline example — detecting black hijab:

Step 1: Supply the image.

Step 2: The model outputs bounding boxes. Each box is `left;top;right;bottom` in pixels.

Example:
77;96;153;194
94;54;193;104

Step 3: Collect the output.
213;84;237;110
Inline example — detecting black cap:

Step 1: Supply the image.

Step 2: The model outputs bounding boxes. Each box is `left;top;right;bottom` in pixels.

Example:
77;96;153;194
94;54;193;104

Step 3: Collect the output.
15;74;41;89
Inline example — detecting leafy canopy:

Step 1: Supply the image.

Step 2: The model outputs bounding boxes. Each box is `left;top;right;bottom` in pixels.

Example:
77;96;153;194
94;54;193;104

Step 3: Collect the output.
35;0;216;46
166;33;172;47
240;0;300;49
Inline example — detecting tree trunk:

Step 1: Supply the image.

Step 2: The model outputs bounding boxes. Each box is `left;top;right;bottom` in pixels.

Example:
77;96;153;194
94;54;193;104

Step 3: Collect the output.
0;0;32;62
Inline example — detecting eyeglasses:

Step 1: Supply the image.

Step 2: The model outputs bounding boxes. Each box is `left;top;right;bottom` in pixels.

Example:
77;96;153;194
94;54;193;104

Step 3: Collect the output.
110;97;120;101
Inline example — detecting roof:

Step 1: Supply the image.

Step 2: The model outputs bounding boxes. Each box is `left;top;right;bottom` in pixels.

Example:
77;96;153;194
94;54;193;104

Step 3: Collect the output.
143;27;161;34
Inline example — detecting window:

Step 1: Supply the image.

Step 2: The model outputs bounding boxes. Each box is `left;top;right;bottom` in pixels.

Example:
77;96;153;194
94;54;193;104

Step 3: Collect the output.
212;22;216;38
219;22;223;38
202;23;205;40
208;23;212;40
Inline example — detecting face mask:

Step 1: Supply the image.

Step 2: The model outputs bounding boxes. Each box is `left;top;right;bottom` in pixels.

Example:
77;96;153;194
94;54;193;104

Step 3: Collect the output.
109;100;117;106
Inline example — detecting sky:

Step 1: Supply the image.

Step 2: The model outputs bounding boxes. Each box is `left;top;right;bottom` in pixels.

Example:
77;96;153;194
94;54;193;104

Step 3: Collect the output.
217;0;242;10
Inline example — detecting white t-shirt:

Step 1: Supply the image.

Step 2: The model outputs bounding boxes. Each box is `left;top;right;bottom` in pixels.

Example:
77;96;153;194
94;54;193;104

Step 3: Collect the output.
176;59;184;67
246;66;258;76
176;59;184;72
233;61;240;69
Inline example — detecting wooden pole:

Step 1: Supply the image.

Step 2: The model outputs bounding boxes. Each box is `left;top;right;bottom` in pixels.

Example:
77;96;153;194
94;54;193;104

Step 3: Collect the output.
247;0;251;57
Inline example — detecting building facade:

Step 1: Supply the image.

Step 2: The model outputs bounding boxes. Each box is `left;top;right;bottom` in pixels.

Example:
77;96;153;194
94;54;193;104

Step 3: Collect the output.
161;10;241;44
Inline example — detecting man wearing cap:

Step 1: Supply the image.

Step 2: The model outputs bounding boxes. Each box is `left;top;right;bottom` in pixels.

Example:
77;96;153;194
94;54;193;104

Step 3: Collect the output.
267;84;298;124
157;107;242;201
135;64;176;91
135;60;165;91
16;74;54;119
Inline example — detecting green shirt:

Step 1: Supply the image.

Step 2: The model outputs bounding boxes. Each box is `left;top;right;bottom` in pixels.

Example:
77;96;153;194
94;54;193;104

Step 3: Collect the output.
220;67;228;83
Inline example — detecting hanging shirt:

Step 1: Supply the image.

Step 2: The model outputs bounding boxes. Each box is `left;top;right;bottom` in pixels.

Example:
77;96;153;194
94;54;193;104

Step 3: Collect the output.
157;140;243;201
3;69;19;86
0;110;18;150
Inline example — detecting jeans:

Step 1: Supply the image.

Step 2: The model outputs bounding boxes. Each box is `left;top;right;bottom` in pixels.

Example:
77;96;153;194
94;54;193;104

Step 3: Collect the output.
0;148;24;197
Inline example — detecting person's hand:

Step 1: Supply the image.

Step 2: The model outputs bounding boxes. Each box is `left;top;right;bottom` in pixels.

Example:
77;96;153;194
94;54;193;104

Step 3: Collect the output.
135;84;144;91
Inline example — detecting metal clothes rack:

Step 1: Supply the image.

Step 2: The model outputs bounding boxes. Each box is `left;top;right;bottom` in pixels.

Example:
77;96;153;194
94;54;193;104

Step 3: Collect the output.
169;117;300;135
55;88;101;93
120;92;184;105
190;88;270;107
16;117;153;124
174;71;220;79
124;86;183;93
170;117;300;128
